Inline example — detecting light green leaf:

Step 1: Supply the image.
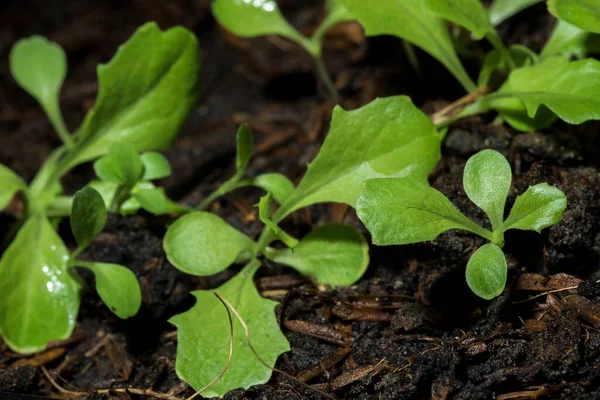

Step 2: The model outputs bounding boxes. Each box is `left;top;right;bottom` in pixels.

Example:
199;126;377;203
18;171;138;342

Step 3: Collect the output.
267;224;369;286
357;178;492;246
465;244;507;300
75;262;141;319
133;187;189;215
63;22;200;170
251;173;295;204
338;0;476;92
93;142;144;187
164;212;256;276
259;193;298;248
236;124;253;175
463;150;512;230
141;152;171;180
486;97;558;132
489;0;543;25
548;0;600;34
425;0;492;39
501;183;567;232
170;260;290;397
0;216;80;353
275;96;441;220
0;164;27;211
541;20;590;58
71;187;107;250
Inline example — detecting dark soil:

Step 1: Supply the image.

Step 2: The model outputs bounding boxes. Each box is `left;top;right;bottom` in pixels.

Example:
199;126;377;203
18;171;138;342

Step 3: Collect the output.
2;1;600;399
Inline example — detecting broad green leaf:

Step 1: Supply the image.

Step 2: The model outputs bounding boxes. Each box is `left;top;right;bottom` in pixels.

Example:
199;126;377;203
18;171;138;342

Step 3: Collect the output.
164;212;256;276
337;0;476;92
64;22;201;170
357;178;492;245
259;193;298;248
133;187;189;215
170;260;290;397
251;173;295;204
465;244;507;300
275;96;441;220
141;152;171;180
501;183;566;232
75;262;141;318
267;224;369;286
236;124;253;175
486;57;600;125
548;0;600;34
93;142;144;187
0;216;80;353
0;164;27;211
9;36;68;136
71;187;107;250
541;20;590;58
489;0;543;25
425;0;492;39
463;150;512;230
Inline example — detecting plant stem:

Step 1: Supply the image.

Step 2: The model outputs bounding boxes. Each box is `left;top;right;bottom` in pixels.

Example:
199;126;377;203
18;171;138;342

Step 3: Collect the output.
312;55;340;104
197;176;242;211
46;196;73;217
486;30;516;71
45;101;73;148
431;85;490;126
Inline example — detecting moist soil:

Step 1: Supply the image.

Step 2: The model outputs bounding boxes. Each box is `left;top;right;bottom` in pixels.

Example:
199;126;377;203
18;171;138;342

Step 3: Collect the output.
1;1;600;399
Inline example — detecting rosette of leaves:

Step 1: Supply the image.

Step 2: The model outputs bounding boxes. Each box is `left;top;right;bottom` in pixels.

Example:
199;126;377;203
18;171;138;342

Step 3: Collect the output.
162;96;443;397
0;22;201;353
357;149;567;300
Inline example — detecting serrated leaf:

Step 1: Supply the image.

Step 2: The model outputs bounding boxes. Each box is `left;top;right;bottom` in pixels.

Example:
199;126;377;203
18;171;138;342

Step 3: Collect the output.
501;183;567;232
170;261;290;397
338;0;476;92
63;22;200;170
463;150;512;230
0;164;27;211
275;96;441;220
235;124;253;175
259;193;298;248
133;187;188;215
93;142;144;187
71;187;107;250
164;212;256;276
466;244;507;300
267;224;369;286
141;152;171;180
251;173;295;204
541;20;590;58
357;178;492;246
548;0;600;34
0;216;80;353
425;0;492;39
489;0;543;25
75;262;141;318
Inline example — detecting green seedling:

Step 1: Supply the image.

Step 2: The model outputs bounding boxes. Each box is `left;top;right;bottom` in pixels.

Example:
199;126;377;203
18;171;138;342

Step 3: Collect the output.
339;0;600;132
211;0;355;102
357;149;567;300
0;22;201;353
162;96;442;396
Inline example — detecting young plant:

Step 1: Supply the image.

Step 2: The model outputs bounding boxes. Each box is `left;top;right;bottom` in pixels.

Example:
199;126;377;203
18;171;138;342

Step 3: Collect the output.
0;22;201;353
211;0;355;102
162;96;442;396
356;149;567;300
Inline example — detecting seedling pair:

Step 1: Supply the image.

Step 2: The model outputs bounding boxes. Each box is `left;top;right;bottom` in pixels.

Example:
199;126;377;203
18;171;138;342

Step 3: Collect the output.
0;22;201;353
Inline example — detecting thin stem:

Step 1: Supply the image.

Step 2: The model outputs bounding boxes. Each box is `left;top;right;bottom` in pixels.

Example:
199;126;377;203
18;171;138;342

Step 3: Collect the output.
45;101;73;148
486;30;516;71
312;54;340;104
197;176;241;211
46;196;73;217
431;85;490;127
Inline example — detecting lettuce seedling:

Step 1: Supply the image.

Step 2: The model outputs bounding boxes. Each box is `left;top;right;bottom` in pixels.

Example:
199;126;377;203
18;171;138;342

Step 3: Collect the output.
0;22;201;353
211;0;354;102
162;96;442;397
357;149;567;300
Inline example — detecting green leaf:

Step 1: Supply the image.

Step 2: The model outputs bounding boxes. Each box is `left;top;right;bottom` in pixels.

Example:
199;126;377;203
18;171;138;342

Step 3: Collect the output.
487;57;600;125
312;0;356;44
275;96;441;220
501;183;567;232
141;152;171;180
259;193;298;248
267;224;369;286
541;20;590;58
87;180;144;215
463;150;512;230
338;0;476;92
357;178;492;245
164;212;256;276
0;216;80;353
236;124;253;175
133;187;189;215
486;97;558;132
548;0;600;34
74;262;141;319
170;260;290;397
93;142;144;187
465;244;507;300
489;0;543;25
251;173;295;204
63;22;201;170
424;0;492;39
71;187;107;250
0;164;27;211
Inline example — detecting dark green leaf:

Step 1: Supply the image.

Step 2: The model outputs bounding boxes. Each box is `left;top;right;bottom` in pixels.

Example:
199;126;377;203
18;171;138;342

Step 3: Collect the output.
236;124;253;175
70;187;107;250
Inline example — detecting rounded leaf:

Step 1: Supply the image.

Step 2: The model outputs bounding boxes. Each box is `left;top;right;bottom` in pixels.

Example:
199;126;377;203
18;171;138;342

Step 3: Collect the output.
71;187;107;250
466;244;507;300
141;152;172;180
502;183;567;232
